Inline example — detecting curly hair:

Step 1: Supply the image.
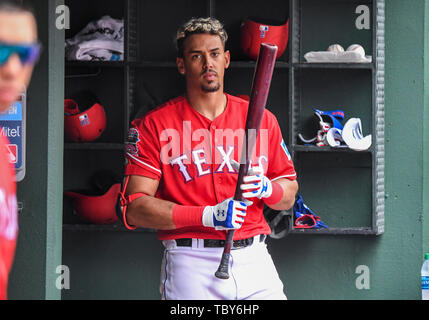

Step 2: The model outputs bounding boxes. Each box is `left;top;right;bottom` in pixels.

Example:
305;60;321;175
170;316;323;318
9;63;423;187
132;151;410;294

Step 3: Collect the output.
176;17;228;58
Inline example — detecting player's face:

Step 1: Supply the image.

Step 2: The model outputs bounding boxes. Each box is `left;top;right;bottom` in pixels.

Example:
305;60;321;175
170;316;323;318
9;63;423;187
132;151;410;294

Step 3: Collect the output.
177;33;230;94
0;11;37;111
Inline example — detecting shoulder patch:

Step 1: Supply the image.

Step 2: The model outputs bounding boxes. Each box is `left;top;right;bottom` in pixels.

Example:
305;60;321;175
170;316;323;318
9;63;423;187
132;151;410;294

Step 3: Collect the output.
125;127;140;156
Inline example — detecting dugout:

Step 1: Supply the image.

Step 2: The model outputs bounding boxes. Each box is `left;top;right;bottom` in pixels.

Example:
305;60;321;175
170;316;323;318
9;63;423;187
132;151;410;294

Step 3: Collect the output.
6;0;429;300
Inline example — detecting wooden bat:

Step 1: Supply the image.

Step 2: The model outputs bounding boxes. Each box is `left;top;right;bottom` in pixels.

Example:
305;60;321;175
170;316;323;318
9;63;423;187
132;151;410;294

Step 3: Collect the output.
215;43;278;279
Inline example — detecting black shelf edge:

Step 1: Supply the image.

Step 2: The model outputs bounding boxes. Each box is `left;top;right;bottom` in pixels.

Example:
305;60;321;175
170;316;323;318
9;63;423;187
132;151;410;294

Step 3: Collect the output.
230;61;289;69
63;224;377;235
63;223;157;233
129;61;177;68
128;61;290;69
293;62;374;70
62;224;377;235
65;61;125;68
292;144;373;153
290;227;377;235
64;143;124;150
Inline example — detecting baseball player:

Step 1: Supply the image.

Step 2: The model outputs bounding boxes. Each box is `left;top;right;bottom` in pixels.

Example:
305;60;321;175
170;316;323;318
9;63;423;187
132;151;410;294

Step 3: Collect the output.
0;0;39;300
120;17;298;300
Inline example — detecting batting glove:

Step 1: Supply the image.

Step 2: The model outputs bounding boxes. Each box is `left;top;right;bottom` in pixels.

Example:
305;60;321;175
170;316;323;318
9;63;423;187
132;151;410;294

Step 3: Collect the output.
202;197;252;230
231;159;272;200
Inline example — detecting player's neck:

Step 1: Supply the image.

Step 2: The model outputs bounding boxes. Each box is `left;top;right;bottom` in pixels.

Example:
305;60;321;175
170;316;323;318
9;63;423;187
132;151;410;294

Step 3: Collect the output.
186;90;227;121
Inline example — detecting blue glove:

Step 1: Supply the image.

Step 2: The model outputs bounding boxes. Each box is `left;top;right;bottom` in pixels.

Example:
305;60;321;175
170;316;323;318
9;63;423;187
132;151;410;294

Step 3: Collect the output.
202;197;253;230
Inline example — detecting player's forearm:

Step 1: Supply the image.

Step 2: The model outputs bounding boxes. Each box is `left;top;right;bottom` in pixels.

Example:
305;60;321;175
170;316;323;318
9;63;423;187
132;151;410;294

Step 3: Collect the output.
125;195;249;232
126;196;210;230
126;195;177;230
266;179;298;211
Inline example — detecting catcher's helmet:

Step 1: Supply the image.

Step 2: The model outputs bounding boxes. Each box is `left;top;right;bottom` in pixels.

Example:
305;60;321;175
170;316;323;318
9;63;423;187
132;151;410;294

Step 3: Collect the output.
240;18;289;60
64;98;106;142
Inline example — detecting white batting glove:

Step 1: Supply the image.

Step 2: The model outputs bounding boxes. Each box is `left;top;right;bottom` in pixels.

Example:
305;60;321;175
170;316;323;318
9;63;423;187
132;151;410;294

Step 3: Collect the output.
202;197;252;230
231;159;273;200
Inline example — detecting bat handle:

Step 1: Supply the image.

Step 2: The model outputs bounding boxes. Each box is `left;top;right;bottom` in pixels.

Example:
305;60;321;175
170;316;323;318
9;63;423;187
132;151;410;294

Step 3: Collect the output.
214;230;235;279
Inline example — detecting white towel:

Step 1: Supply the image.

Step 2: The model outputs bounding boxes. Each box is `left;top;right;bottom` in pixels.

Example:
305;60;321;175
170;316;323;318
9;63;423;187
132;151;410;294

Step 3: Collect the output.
66;15;124;61
304;51;372;63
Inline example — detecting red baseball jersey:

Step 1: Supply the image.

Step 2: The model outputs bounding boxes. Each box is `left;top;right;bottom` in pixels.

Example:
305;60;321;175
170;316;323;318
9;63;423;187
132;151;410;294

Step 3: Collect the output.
0;132;18;300
124;94;296;240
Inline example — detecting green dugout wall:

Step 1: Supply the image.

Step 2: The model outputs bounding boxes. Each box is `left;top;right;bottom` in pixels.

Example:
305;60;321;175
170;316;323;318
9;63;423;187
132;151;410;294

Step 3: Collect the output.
6;0;429;299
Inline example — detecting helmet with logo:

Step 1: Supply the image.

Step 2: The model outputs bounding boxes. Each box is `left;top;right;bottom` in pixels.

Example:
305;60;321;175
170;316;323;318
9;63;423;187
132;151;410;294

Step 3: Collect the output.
240;17;289;60
64;171;120;224
64;92;107;142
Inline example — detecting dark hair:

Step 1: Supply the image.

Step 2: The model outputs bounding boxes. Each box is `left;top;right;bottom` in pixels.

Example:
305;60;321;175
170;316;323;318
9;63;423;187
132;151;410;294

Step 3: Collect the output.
176;17;228;58
0;0;35;15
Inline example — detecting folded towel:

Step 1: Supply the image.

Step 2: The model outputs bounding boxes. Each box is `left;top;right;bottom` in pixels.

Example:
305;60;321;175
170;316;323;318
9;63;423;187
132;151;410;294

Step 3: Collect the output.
65;15;124;61
304;51;372;63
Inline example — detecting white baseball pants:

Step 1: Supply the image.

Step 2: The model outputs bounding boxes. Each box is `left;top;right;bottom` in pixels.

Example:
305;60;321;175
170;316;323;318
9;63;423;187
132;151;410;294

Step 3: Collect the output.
160;235;287;300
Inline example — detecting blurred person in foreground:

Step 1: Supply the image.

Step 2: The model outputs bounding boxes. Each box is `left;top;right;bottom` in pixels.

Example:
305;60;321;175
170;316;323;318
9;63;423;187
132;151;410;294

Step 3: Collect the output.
0;0;40;299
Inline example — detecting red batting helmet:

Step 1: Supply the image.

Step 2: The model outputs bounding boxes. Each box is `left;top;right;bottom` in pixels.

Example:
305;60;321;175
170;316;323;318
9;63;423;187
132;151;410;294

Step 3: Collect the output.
64;98;107;142
240;18;289;60
64;183;120;224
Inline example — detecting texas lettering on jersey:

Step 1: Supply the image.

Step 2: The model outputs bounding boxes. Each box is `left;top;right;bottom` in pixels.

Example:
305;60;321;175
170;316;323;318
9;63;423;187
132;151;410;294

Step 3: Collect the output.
168;148;268;184
126;121;270;182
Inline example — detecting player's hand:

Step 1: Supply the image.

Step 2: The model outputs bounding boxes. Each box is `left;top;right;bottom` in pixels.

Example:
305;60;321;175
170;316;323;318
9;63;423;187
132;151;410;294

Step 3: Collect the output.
202;197;253;230
231;160;273;200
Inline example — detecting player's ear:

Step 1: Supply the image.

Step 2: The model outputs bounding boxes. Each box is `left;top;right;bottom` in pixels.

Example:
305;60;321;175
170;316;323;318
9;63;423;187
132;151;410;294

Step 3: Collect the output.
176;57;185;75
224;50;230;69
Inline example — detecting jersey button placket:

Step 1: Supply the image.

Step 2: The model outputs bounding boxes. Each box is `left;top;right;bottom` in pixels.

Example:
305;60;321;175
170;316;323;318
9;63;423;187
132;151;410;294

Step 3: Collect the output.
210;124;220;202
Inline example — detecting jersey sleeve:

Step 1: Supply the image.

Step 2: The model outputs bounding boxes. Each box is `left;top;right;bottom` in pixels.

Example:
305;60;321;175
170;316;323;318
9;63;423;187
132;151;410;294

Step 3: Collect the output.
265;112;297;181
124;117;162;180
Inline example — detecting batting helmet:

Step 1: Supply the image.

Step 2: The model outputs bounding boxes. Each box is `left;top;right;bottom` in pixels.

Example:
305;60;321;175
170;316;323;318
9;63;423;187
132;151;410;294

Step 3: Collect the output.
263;206;293;239
64;170;121;224
64;98;107;142
240;18;289;60
64;183;120;225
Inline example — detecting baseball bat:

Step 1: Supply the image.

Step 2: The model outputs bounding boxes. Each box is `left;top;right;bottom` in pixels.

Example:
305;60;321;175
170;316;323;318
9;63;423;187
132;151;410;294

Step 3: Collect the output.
215;43;278;280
